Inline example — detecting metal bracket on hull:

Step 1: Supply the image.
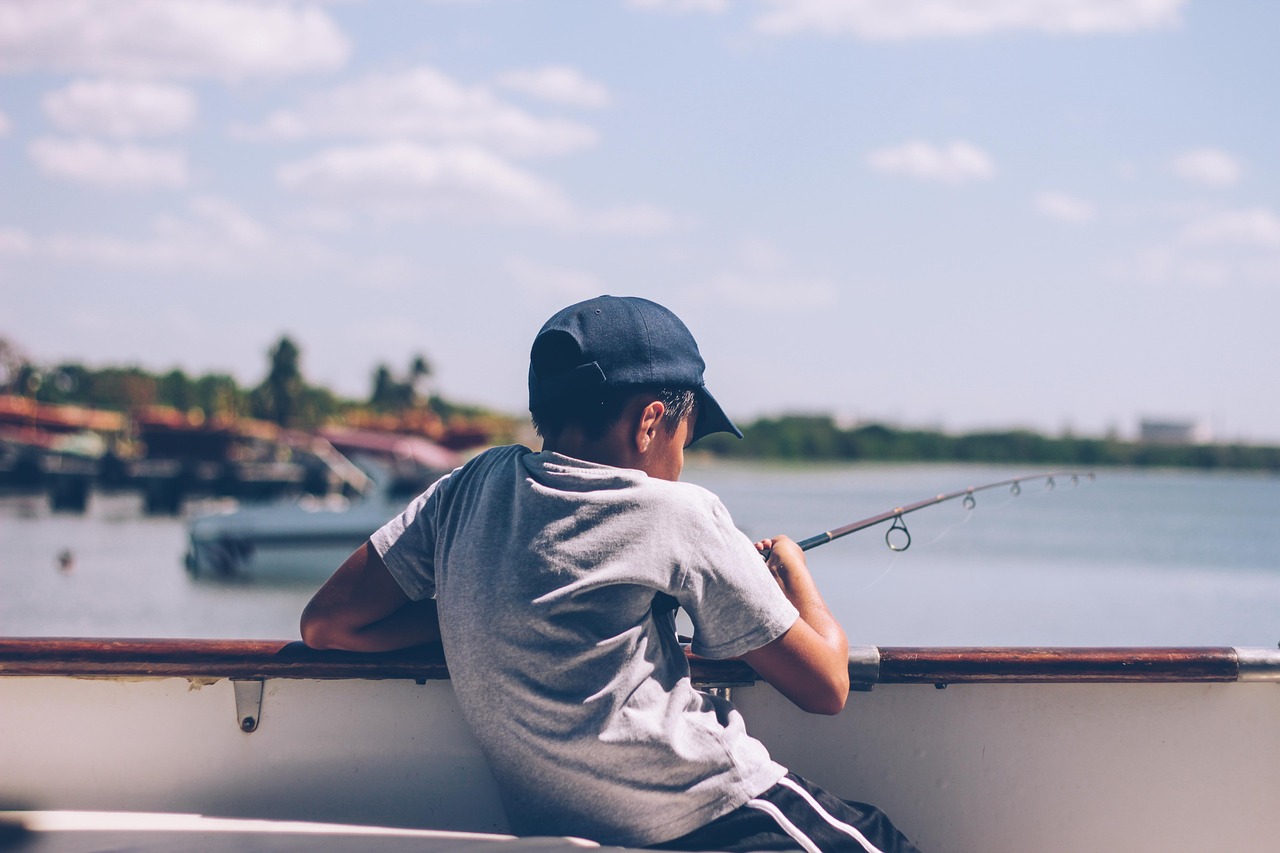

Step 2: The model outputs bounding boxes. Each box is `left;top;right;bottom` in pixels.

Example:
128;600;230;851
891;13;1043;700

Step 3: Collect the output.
232;678;264;733
848;646;881;691
1237;647;1280;682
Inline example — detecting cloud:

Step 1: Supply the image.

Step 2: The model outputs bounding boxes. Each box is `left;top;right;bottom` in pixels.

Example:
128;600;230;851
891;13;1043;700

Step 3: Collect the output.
753;0;1187;39
27;137;189;189
495;66;612;108
1034;191;1095;223
587;205;681;236
698;270;838;310
867;140;995;184
505;257;601;301
156;195;268;248
0;109;10;136
1171;148;1242;188
43;79;197;138
0;195;356;278
0;228;34;255
37;233;206;270
0;0;349;79
690;239;838;310
274;140;676;233
626;0;729;13
236;67;597;158
1111;243;1280;289
276;141;574;224
1181;208;1280;248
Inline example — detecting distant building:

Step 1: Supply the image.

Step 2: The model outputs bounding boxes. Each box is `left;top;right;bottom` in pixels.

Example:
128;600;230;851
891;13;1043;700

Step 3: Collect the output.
1139;418;1212;445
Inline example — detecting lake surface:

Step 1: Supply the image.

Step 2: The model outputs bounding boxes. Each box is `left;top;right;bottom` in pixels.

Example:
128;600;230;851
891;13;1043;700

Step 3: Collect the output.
2;460;1278;647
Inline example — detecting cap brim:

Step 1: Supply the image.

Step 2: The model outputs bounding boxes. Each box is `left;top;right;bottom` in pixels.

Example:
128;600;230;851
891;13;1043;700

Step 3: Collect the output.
691;387;743;443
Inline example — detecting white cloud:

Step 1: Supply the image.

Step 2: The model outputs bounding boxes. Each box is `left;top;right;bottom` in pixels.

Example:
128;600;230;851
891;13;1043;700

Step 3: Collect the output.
626;0;729;13
276;141;574;224
495;66;612;108
754;0;1187;39
237;67;597;158
5;195;328;274
587;205;680;236
274;142;676;233
1110;244;1279;289
0;109;10;136
698;270;838;310
0;228;34;255
505;257;600;301
1181;208;1280;248
691;241;838;309
1172;148;1242;188
155;195;268;247
27;137;189;189
0;0;349;79
43;79;197;138
1241;257;1280;286
867;140;995;185
1035;191;1095;223
40;232;195;268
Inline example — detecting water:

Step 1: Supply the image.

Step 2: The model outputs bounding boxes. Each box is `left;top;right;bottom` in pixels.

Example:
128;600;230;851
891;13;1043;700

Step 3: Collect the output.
2;462;1278;647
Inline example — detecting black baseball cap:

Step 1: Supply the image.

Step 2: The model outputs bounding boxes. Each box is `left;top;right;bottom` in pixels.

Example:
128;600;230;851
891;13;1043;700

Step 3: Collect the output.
528;295;742;443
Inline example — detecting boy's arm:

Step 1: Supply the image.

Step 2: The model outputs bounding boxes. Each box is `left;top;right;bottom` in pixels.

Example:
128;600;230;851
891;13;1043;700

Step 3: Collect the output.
300;541;441;652
739;536;850;715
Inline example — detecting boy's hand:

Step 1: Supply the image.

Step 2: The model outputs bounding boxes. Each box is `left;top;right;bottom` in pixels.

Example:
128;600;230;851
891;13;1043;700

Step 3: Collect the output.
754;536;806;589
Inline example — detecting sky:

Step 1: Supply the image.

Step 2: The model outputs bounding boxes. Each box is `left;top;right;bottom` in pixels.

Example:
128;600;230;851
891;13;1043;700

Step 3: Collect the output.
2;0;1278;443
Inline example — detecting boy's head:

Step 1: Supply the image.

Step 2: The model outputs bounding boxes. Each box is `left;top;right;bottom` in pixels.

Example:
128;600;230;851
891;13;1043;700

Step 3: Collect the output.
528;296;741;446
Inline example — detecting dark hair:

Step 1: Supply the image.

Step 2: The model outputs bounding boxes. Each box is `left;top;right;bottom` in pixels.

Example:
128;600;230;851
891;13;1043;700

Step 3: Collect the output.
531;386;697;441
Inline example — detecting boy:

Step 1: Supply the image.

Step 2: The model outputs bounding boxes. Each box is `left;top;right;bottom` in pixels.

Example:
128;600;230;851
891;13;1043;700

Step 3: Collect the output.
301;296;921;852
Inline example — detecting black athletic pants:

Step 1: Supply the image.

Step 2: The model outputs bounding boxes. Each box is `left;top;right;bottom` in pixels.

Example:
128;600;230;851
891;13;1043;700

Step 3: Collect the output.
647;773;924;853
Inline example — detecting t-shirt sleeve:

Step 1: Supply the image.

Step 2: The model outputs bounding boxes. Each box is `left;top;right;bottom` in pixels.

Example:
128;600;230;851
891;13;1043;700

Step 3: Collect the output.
676;494;799;660
370;477;445;601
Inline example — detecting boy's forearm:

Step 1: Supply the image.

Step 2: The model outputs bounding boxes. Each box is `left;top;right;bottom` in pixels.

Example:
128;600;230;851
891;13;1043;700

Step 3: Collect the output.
316;598;441;652
773;563;848;658
301;542;441;652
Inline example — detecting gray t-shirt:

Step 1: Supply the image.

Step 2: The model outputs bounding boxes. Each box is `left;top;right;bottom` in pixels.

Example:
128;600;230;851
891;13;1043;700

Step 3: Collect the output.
372;445;799;847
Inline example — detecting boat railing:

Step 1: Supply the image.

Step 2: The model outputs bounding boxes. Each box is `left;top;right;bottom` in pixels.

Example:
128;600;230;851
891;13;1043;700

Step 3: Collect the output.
2;638;1277;686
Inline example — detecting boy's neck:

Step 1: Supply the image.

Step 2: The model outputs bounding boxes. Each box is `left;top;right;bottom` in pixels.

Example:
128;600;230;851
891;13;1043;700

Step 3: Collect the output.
542;428;638;471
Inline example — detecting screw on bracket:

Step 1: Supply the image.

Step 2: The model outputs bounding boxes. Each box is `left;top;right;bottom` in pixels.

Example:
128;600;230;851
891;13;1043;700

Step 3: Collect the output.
232;679;264;734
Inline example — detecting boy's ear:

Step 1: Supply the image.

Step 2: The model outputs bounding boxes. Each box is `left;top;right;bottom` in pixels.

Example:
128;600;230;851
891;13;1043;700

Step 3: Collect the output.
633;400;665;453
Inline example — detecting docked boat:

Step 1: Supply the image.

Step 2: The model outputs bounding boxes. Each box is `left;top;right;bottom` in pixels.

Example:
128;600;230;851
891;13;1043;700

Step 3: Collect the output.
184;490;406;581
1;638;1276;852
184;429;460;581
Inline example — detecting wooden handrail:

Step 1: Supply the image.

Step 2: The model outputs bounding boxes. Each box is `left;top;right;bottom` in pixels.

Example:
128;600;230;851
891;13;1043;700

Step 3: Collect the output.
876;646;1240;684
0;638;1257;684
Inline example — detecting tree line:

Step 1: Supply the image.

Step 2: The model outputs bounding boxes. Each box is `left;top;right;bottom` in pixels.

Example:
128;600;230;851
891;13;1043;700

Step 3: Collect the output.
0;334;482;430
696;415;1280;472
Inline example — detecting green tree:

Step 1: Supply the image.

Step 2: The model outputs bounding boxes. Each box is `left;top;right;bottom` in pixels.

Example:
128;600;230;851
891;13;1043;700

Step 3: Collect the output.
410;353;433;399
369;363;398;410
369;355;430;411
195;374;242;420
0;338;29;394
157;369;194;411
251;336;304;427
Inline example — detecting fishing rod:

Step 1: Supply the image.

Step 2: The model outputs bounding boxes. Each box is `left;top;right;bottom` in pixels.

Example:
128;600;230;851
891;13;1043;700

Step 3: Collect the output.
795;472;1095;553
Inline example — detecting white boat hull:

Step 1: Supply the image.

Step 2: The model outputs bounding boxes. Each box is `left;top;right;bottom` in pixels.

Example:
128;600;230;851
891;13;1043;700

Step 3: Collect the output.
2;641;1277;853
184;497;402;581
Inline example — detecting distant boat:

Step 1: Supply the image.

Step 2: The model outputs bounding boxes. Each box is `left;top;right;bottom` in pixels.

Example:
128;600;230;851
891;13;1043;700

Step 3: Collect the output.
184;429;461;581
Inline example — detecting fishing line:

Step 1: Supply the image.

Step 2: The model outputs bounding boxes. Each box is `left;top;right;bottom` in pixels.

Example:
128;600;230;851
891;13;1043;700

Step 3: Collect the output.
850;498;976;592
794;471;1094;557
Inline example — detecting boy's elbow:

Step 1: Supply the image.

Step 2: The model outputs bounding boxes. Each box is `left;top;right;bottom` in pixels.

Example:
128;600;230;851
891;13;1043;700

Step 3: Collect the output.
801;678;849;716
299;606;341;650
